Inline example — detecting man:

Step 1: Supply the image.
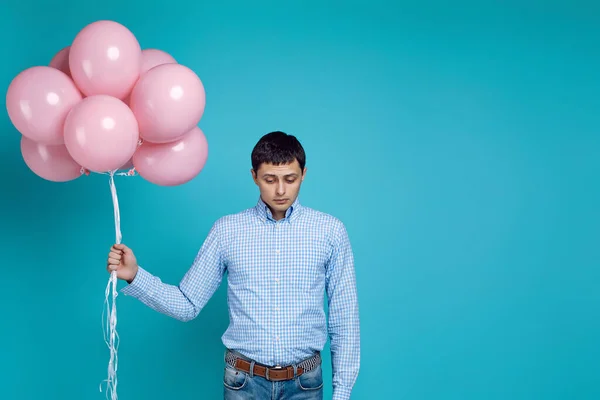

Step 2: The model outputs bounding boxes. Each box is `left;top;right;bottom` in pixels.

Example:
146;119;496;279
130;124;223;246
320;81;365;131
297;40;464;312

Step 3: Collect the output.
107;131;360;399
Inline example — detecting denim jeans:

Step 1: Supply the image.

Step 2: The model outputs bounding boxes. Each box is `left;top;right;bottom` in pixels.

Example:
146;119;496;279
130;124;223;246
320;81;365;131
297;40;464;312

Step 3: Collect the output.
223;361;324;400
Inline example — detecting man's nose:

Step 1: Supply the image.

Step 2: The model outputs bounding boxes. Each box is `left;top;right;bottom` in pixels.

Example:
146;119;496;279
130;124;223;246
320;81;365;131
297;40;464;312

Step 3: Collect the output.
276;182;285;195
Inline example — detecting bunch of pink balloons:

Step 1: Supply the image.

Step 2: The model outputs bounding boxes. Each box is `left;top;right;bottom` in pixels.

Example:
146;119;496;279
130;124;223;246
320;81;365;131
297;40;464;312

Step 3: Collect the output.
6;20;209;186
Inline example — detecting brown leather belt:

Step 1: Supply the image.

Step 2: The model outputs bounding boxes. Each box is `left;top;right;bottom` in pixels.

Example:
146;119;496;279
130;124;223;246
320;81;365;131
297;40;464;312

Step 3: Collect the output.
226;350;321;382
232;358;304;382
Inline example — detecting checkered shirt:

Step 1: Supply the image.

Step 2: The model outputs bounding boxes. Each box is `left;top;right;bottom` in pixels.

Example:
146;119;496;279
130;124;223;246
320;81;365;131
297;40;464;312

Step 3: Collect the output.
122;197;360;399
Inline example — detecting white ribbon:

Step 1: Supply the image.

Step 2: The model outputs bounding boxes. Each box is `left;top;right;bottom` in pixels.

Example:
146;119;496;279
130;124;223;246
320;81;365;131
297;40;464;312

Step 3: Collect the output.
78;166;135;399
100;170;122;400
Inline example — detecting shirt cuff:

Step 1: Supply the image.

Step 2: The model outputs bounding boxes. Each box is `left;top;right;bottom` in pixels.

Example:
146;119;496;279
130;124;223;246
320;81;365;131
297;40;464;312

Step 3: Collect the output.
120;266;152;298
332;386;353;400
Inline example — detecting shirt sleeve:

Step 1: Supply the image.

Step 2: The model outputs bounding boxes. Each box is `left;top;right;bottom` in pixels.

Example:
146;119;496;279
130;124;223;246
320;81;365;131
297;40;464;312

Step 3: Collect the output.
120;219;226;322
325;221;360;400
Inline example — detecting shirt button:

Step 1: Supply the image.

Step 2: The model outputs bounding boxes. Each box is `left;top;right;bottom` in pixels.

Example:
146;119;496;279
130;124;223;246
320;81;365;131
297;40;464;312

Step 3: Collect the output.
275;249;280;254
275;336;280;341
275;307;280;311
274;278;280;283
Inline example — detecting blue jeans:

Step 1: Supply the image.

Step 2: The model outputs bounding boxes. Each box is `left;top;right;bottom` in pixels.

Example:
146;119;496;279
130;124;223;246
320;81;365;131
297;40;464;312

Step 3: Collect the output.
223;362;323;400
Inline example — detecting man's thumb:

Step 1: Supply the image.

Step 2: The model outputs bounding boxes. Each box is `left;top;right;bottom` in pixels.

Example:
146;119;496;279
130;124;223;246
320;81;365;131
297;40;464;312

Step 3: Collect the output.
114;243;129;253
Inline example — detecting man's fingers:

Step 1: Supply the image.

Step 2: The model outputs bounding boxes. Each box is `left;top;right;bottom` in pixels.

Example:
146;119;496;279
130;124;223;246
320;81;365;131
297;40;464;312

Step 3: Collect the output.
108;244;132;276
113;244;130;253
107;258;120;265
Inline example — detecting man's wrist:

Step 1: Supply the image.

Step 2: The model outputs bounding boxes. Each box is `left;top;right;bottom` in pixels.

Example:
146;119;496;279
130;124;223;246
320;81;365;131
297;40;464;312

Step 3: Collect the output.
332;385;353;400
121;266;152;298
126;266;139;284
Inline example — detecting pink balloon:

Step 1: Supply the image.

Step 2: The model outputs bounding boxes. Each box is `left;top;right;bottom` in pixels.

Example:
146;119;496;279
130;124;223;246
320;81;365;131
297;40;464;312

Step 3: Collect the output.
133;126;208;186
63;95;139;173
69;20;141;100
118;144;142;171
119;157;134;171
49;46;71;77
6;66;82;145
141;49;176;74
21;135;82;182
129;63;205;144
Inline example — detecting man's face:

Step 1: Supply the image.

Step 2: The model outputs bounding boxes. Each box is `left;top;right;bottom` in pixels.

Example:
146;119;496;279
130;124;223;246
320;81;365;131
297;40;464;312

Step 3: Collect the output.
252;159;306;220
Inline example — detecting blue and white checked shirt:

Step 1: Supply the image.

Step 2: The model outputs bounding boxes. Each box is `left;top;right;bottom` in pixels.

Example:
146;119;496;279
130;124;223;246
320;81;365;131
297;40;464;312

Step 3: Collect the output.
122;197;360;399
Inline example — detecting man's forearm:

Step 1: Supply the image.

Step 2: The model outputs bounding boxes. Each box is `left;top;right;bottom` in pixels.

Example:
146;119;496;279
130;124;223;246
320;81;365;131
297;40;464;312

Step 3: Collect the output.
330;320;360;399
120;220;226;322
121;266;200;322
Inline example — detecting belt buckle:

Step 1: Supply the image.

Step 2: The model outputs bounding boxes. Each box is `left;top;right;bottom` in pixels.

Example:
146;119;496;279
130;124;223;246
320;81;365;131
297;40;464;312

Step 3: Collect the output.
266;364;284;381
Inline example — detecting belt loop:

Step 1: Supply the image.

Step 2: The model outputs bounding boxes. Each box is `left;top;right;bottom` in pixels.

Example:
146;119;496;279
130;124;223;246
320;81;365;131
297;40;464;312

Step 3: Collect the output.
292;364;298;378
249;361;255;378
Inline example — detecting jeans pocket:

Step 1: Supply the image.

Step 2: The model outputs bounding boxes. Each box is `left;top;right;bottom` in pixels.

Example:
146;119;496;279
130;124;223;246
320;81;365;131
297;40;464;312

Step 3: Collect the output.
223;366;248;390
296;364;324;391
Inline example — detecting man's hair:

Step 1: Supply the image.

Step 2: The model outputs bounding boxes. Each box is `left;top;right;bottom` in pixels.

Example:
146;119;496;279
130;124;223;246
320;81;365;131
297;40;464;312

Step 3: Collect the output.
251;131;306;172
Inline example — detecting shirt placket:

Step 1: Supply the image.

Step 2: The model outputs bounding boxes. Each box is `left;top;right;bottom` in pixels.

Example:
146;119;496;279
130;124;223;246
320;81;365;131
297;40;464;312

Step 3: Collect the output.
272;219;284;364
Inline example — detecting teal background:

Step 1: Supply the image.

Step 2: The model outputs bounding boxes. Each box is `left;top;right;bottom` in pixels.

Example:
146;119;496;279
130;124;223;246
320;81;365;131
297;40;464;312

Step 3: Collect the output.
1;1;599;399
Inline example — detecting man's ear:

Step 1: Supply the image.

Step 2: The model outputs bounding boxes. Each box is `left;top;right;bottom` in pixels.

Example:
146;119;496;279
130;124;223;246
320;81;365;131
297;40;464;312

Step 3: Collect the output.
251;169;258;183
301;167;307;181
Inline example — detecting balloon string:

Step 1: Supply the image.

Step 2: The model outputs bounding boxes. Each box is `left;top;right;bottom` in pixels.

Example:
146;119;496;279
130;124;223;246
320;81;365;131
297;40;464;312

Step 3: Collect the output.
76;166;135;398
100;171;121;400
80;167;137;177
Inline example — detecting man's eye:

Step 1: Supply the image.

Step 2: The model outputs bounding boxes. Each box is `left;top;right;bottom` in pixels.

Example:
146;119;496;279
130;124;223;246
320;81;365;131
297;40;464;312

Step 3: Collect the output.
286;179;296;184
265;179;275;183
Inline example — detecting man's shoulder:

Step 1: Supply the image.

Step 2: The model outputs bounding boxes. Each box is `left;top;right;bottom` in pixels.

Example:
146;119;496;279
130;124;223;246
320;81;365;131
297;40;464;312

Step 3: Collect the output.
299;205;345;229
212;206;257;228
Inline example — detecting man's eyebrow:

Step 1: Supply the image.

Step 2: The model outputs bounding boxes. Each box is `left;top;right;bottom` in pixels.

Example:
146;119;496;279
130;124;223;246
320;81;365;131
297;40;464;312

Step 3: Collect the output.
261;173;299;177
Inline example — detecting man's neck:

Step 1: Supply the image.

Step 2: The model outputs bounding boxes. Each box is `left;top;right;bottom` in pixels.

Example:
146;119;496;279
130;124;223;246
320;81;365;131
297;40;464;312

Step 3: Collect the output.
271;209;285;220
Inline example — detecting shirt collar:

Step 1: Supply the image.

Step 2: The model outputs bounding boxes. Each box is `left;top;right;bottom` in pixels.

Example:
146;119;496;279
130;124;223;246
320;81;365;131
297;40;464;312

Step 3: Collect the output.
255;196;302;223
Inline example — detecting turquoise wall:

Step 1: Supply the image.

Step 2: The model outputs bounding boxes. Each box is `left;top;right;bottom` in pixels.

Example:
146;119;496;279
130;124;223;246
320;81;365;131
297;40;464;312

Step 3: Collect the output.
1;1;598;399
